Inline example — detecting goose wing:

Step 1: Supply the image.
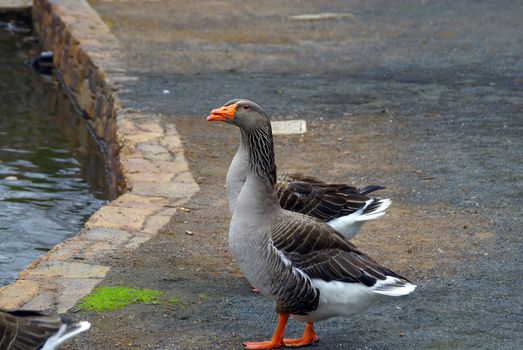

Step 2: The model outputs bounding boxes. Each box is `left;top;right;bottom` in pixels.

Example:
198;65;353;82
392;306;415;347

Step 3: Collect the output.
270;213;406;286
276;172;381;221
0;310;63;350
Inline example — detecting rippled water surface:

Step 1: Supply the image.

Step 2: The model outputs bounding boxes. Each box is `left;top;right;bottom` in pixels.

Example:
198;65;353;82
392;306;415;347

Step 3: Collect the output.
0;29;108;286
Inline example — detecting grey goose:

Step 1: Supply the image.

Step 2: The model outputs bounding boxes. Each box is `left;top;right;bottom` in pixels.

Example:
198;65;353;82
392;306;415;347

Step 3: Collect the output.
207;100;416;349
0;310;90;350
212;99;391;240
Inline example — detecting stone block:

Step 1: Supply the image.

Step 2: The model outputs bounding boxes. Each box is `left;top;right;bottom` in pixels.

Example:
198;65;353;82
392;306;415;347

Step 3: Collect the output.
139;121;165;134
126;171;174;184
82;227;132;244
136;142;172;161
0;280;41;309
76;77;91;110
20;290;54;312
18;260;110;280
122;158;187;179
160;135;183;150
46;236;121;264
142;214;172;234
123;131;163;145
45;237;86;261
131;172;199;201
109;193;169;209
86;205;155;231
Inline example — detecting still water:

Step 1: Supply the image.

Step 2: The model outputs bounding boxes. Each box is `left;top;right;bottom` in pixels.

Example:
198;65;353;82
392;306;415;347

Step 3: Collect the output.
0;29;108;286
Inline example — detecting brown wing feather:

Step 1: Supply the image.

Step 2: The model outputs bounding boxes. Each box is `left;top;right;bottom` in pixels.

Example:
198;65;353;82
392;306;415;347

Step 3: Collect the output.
0;310;63;350
270;212;406;286
276;172;376;221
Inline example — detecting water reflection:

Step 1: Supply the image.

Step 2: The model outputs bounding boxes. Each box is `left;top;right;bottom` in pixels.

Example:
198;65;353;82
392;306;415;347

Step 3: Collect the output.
0;29;108;286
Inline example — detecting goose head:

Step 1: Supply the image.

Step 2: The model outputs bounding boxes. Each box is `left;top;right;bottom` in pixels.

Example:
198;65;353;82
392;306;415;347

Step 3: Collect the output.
207;99;270;129
207;99;277;185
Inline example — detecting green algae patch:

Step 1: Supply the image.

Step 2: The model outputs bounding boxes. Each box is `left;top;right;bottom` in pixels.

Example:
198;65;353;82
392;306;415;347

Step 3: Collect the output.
104;19;114;29
168;298;180;304
79;286;162;312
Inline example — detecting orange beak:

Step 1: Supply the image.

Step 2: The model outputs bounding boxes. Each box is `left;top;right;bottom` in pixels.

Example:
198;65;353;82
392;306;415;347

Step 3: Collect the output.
207;104;237;122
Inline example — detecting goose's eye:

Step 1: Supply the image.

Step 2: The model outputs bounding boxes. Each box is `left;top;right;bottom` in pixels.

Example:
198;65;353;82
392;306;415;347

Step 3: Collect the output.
242;105;249;110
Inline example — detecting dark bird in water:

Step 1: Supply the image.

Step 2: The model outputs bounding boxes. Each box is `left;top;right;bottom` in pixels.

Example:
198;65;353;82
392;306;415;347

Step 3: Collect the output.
26;51;53;75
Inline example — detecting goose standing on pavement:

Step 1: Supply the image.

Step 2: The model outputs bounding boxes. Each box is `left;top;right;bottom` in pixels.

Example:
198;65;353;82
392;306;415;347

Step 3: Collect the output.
212;99;391;240
207;101;416;349
0;309;90;350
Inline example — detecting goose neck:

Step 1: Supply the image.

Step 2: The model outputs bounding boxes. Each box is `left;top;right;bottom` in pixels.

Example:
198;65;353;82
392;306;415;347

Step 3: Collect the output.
240;124;277;187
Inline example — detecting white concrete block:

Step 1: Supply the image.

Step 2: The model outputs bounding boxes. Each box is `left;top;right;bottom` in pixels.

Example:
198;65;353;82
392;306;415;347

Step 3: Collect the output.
271;120;307;135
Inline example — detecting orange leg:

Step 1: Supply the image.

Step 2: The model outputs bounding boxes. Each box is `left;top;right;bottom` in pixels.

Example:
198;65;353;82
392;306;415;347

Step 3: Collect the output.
283;322;320;347
243;313;289;349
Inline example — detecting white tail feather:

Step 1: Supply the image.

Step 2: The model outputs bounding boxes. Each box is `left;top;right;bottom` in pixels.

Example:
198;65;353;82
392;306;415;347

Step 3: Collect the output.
373;198;391;212
347;198;392;223
41;321;91;350
327;198;392;239
372;276;417;297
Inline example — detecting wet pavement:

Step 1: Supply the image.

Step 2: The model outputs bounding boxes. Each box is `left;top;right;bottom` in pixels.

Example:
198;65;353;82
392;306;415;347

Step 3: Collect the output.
68;1;523;349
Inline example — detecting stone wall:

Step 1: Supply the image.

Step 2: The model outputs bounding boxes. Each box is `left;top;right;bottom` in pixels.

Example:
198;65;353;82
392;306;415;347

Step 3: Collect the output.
32;0;124;198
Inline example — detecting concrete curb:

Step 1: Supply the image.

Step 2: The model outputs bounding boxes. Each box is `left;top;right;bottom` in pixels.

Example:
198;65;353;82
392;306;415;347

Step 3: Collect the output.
0;0;199;313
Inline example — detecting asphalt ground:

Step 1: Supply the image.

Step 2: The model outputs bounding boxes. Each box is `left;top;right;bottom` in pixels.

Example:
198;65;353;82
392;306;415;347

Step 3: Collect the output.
66;1;523;349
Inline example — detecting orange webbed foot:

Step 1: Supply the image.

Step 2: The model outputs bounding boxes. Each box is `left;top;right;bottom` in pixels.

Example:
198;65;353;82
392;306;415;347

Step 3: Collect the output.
283;335;320;347
243;339;285;349
243;314;289;349
283;322;319;347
